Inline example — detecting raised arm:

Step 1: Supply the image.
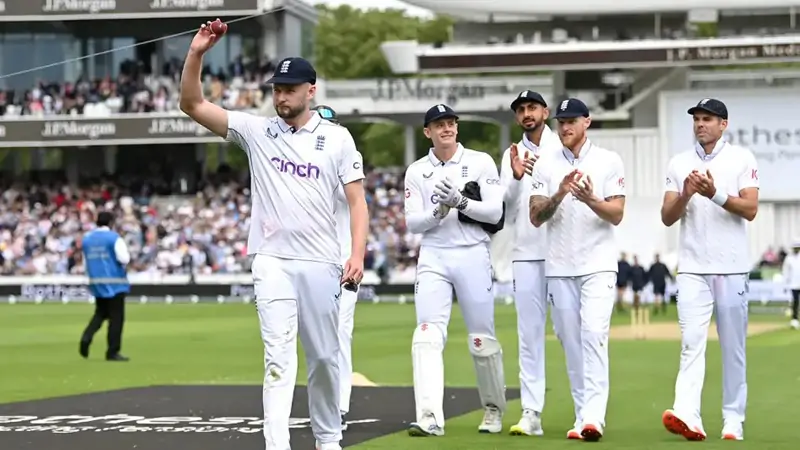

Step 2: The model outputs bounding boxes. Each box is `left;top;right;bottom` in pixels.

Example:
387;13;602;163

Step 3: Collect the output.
179;23;229;138
458;155;504;224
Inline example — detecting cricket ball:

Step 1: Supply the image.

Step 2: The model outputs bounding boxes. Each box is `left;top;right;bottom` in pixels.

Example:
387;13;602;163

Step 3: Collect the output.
210;19;228;36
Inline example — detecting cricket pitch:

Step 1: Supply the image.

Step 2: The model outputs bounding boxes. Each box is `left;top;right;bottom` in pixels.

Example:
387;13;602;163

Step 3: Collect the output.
609;321;785;341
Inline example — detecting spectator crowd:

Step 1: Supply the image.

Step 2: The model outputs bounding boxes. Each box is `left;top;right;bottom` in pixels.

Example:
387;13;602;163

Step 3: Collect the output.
0;55;276;117
0;168;415;277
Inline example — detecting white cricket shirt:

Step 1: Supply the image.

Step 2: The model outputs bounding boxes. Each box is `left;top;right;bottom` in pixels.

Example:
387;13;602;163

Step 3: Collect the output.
499;126;562;261
530;139;625;277
226;111;365;265
783;252;800;290
334;184;352;263
665;140;758;274
404;144;504;248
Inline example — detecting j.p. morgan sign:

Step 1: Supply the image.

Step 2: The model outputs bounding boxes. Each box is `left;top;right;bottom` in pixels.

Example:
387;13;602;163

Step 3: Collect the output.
0;0;260;20
0;114;236;147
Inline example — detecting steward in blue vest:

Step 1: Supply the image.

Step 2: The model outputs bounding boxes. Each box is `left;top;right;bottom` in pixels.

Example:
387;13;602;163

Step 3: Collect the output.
79;211;131;362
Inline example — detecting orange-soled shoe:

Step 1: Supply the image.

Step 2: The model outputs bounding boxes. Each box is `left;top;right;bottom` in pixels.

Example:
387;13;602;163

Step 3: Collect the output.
721;421;743;441
566;428;583;440
581;423;603;442
662;409;706;441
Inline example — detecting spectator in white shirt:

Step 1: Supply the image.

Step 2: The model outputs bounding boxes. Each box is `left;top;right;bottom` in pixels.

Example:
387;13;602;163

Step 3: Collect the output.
782;242;800;329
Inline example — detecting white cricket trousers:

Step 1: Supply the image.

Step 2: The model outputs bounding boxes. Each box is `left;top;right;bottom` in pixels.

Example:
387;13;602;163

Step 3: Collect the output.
413;242;503;426
338;287;358;415
672;273;749;426
512;260;547;414
548;272;616;429
252;254;343;450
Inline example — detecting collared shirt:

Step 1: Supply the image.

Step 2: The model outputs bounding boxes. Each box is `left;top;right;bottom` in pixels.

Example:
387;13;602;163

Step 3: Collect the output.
499;125;562;261
404;143;504;248
665;140;759;274
530;139;626;277
226;111;365;265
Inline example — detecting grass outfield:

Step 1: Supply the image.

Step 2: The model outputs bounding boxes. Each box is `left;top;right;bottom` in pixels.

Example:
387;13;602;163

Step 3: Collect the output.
1;302;799;449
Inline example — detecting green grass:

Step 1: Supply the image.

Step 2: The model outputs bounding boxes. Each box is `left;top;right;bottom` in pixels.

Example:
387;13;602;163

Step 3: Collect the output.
1;303;798;449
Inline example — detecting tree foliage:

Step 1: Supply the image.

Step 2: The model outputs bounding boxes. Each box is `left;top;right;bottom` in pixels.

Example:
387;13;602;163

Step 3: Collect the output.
313;5;452;79
313;5;513;166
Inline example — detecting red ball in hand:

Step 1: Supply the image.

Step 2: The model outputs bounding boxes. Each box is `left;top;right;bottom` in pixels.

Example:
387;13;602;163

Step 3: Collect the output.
210;19;227;36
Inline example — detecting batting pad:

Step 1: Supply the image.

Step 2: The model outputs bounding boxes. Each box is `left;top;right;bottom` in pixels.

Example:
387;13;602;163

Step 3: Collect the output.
412;322;446;424
468;333;507;412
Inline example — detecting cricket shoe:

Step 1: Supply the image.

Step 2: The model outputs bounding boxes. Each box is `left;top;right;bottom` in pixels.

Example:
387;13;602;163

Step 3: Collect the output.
477;404;503;433
790;319;799;329
721;421;744;440
407;413;444;437
315;442;341;450
566;427;583;440
581;422;604;442
509;409;543;436
662;409;707;441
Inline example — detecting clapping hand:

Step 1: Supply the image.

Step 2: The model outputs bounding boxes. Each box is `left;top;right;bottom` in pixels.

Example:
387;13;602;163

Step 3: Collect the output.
690;169;717;198
510;143;537;180
433;177;464;208
570;173;595;204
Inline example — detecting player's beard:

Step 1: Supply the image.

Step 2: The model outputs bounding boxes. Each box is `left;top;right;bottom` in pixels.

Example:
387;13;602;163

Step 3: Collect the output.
275;102;307;120
521;119;542;133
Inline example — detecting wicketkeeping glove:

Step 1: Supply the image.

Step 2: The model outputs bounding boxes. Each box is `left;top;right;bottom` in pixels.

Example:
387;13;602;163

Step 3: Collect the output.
457;181;505;234
433;204;450;220
433;177;463;208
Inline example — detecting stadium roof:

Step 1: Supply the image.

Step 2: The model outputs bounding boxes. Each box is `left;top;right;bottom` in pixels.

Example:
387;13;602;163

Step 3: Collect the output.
400;0;799;16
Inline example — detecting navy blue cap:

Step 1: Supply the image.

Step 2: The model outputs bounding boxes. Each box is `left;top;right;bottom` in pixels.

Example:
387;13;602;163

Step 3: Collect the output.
510;90;547;111
687;98;728;120
313;104;338;123
554;98;590;119
424;104;459;127
267;57;317;85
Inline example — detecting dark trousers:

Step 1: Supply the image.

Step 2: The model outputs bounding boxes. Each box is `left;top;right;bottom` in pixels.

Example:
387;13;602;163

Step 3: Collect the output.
792;290;800;320
81;293;126;357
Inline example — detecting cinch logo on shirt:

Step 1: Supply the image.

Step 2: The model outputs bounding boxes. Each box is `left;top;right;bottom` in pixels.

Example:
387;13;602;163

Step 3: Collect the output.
270;157;321;179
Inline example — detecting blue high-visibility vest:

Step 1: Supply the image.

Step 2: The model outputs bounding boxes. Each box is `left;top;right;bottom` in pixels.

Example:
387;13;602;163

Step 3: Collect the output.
82;229;130;299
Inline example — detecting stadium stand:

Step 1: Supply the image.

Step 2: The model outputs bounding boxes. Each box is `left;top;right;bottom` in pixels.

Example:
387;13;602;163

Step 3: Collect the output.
0;55;276;117
0;167;413;277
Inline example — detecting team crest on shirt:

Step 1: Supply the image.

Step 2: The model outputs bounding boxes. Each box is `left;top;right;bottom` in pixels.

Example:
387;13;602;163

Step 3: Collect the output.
315;135;326;151
461;165;468;177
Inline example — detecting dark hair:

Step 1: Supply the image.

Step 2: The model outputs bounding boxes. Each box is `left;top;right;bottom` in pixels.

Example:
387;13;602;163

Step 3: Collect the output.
96;211;114;227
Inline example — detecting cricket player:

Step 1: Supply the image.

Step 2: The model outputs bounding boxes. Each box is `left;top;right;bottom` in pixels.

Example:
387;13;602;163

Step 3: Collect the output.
499;91;562;437
660;98;758;442
313;104;359;430
528;98;625;442
404;104;507;437
179;23;368;450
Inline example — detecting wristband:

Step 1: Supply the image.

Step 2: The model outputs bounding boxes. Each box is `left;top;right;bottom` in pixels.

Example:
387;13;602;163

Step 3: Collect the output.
711;190;728;206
